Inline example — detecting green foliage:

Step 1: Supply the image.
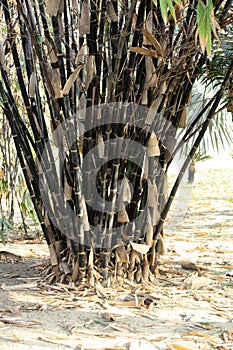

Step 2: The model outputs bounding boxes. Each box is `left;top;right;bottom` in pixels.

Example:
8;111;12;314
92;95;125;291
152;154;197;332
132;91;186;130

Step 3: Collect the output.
20;190;38;225
153;0;182;24
196;0;218;56
192;149;212;163
0;217;13;244
155;0;218;55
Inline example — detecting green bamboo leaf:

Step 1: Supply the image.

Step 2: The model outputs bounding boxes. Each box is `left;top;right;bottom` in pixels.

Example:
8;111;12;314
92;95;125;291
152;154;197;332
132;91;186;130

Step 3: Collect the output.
3;220;13;230
158;0;168;24
206;0;213;56
197;0;214;56
197;1;207;39
167;0;176;21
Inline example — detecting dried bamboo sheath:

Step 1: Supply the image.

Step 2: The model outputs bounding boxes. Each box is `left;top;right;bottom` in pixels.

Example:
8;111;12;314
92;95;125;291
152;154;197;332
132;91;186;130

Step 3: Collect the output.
0;0;231;285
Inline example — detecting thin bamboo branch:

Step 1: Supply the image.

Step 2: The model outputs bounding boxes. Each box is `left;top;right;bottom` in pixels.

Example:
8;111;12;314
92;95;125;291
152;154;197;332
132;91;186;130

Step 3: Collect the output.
153;58;233;245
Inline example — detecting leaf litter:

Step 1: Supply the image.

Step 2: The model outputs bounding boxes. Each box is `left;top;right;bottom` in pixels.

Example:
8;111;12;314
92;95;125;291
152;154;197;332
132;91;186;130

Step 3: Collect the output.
0;167;232;349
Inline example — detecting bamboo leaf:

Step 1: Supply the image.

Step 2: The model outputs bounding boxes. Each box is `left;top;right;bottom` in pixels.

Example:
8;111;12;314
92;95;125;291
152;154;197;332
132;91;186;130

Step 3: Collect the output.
158;0;168;25
166;0;176;22
62;65;83;96
197;0;214;56
197;0;207;54
129;46;159;57
142;29;165;59
206;0;213;56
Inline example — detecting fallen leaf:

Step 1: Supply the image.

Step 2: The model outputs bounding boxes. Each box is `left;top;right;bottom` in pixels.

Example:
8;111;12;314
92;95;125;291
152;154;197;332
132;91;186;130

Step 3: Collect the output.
1;283;38;291
0;317;43;327
181;274;212;290
130;241;150;255
166;343;193;350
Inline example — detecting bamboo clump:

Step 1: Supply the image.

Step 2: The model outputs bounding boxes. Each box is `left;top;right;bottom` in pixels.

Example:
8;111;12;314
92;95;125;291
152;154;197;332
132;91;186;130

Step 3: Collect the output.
0;0;232;287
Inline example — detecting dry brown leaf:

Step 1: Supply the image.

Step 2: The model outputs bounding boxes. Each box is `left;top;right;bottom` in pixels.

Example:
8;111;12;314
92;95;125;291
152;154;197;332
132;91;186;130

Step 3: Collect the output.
166;343;193;350
142;29;164;57
182;331;221;345
129;46;158;58
221;265;233;269
215;311;233;319
62;65;83;96
37;336;58;344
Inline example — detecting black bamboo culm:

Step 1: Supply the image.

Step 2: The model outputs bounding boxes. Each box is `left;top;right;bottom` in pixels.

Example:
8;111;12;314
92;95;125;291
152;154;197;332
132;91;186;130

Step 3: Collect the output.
0;0;231;286
153;58;233;245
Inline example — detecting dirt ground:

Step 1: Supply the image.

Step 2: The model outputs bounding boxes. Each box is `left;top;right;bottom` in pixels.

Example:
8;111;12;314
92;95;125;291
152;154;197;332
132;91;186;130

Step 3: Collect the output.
0;165;233;350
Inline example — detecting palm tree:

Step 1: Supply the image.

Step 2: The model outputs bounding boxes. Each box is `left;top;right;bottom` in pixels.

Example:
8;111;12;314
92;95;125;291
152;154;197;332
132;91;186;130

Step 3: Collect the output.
0;0;232;286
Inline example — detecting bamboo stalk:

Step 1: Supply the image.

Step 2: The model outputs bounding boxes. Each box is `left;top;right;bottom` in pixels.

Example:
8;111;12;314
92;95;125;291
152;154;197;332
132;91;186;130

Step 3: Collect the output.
153;58;233;244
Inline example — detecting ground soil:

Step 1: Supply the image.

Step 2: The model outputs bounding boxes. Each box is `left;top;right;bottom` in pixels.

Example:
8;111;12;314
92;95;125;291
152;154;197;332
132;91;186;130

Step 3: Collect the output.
0;164;233;350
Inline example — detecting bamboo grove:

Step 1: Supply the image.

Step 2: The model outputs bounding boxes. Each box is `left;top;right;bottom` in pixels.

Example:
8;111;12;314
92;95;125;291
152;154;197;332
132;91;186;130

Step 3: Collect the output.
0;0;232;286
